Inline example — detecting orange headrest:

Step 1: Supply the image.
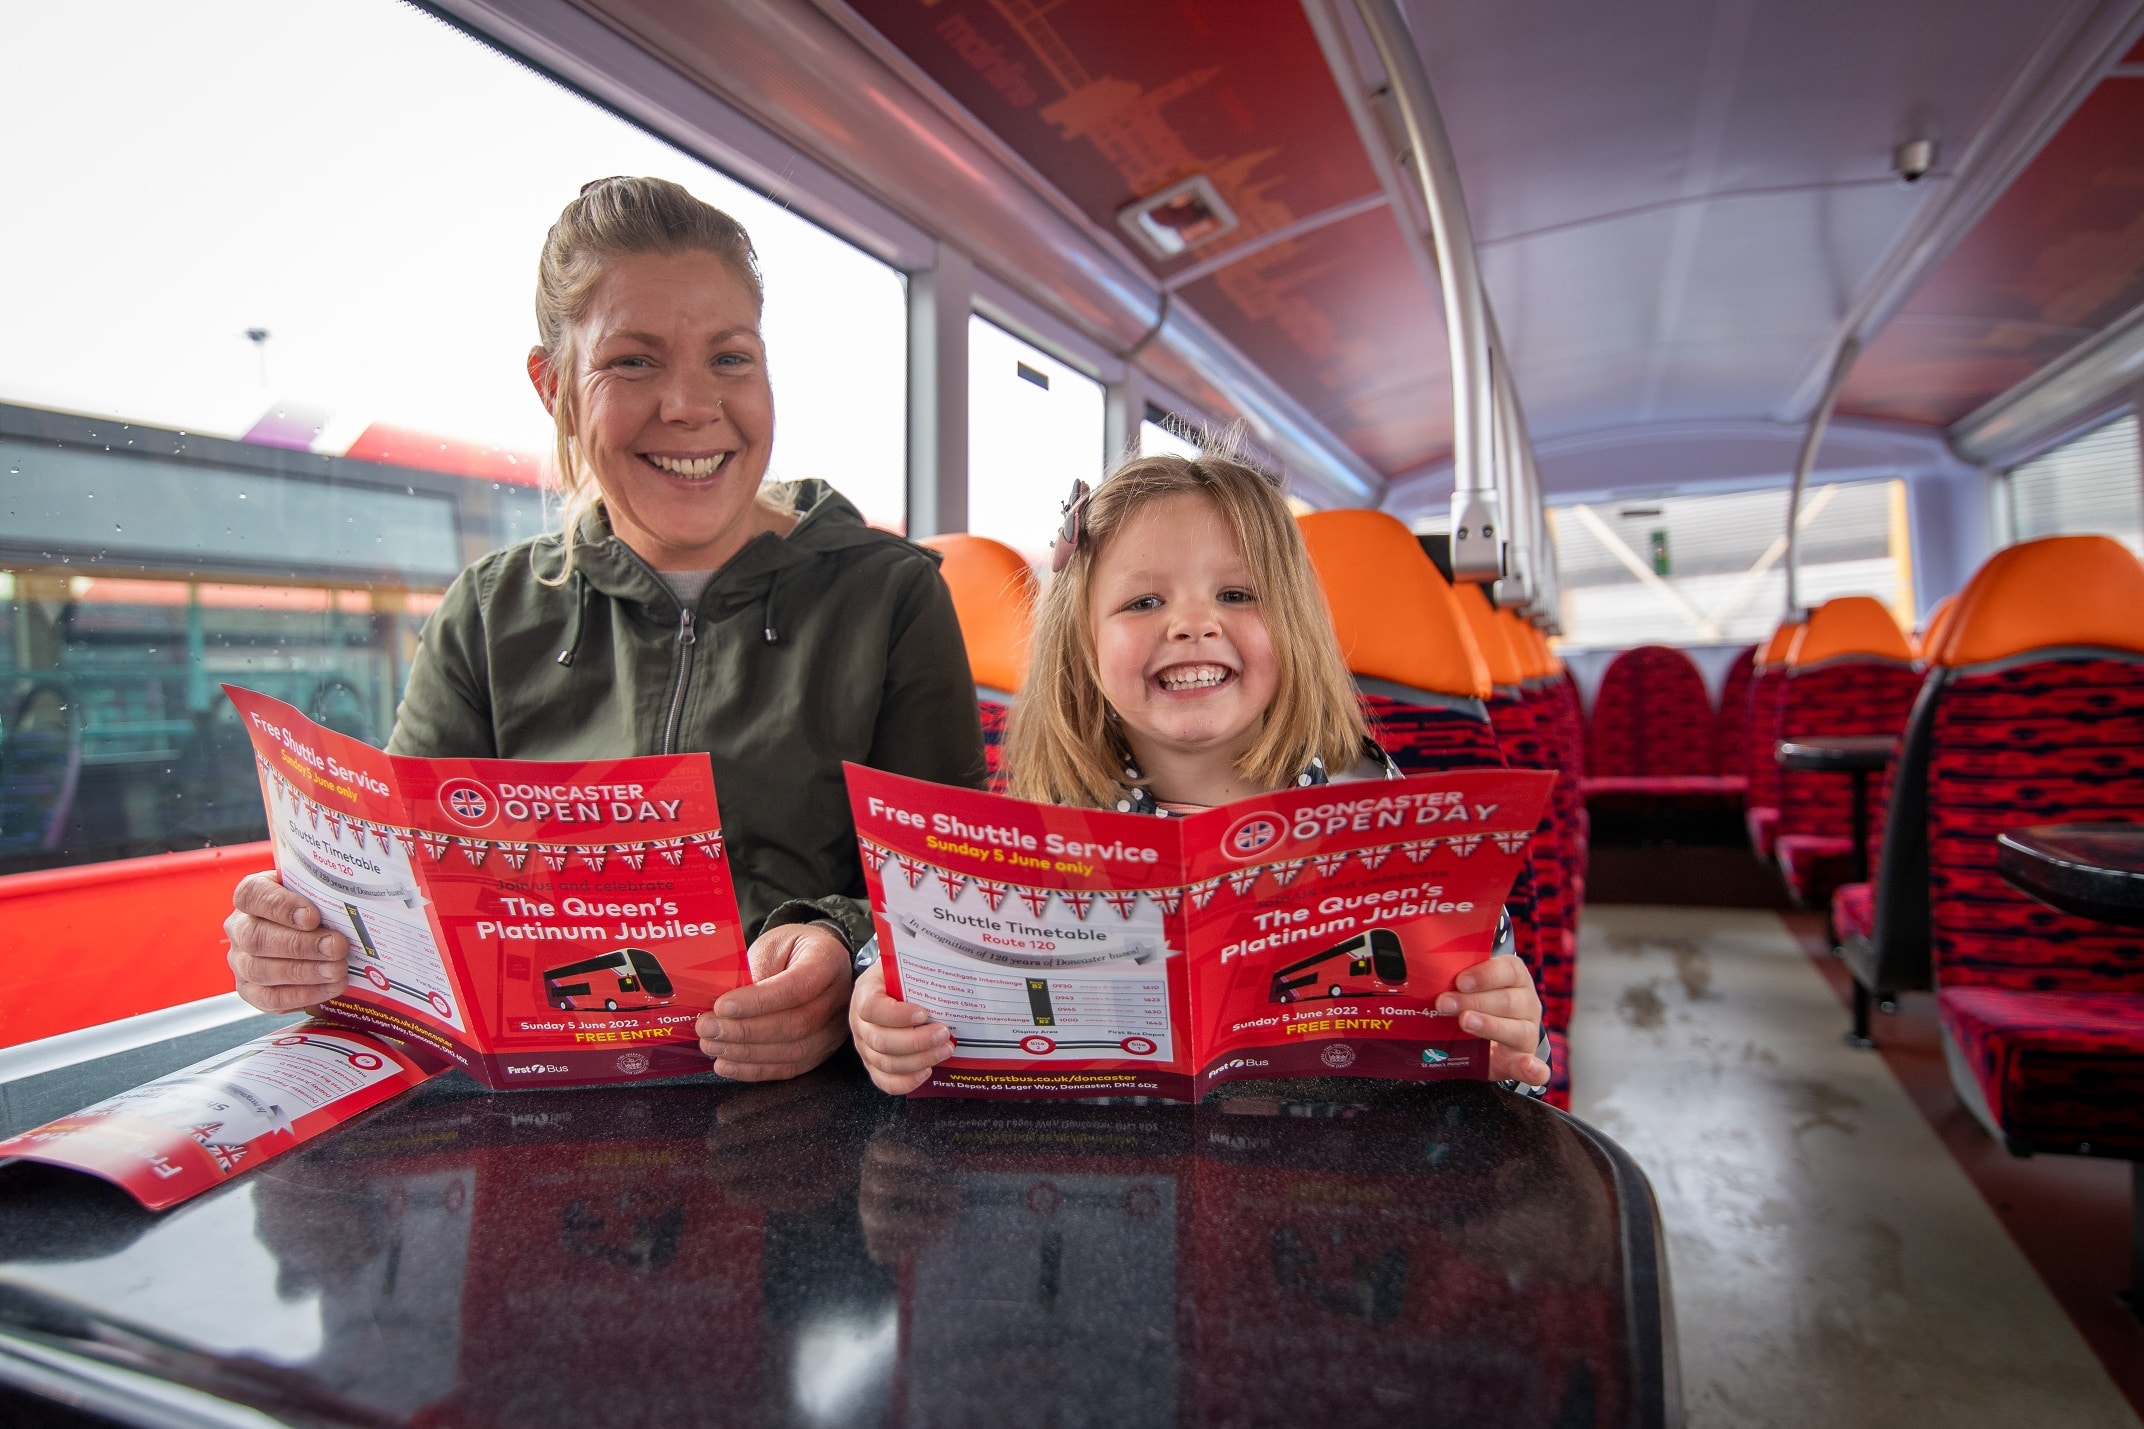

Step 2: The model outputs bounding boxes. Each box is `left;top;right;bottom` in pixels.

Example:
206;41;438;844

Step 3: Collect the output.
1912;595;1955;661
1757;620;1803;667
918;533;1036;693
1934;535;2144;667
1296;510;1491;698
1495;608;1550;679
1788;596;1912;666
1453;584;1526;687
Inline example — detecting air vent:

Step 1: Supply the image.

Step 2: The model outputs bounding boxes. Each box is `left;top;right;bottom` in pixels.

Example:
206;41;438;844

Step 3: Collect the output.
1117;174;1240;262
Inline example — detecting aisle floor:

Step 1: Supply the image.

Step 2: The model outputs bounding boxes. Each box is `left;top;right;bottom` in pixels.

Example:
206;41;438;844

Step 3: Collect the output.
1570;905;2139;1429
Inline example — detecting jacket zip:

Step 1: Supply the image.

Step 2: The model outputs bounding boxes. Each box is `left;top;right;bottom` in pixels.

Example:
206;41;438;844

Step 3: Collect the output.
664;605;696;755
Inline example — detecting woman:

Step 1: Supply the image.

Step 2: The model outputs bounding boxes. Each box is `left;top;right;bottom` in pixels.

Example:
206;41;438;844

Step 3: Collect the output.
225;177;987;1080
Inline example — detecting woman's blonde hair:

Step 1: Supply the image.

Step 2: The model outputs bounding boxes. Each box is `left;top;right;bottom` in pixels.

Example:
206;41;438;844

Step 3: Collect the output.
533;176;785;581
1005;446;1367;808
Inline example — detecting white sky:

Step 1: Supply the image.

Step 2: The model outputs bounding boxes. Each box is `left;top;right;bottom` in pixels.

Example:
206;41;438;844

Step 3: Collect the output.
0;0;908;525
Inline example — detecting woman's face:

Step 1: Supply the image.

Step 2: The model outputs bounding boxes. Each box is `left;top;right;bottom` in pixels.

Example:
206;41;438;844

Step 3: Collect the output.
538;249;775;571
1087;493;1279;771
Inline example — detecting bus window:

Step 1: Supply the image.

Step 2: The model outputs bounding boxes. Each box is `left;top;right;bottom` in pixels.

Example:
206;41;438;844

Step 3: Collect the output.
2003;414;2142;556
966;317;1107;566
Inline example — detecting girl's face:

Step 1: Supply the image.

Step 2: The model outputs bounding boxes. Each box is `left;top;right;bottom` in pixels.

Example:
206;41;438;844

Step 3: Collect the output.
534;249;775;570
1088;493;1279;772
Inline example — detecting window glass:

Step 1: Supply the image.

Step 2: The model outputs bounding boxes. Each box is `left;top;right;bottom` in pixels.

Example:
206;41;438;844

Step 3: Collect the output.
2005;415;2142;556
1140;417;1203;461
1546;479;1909;649
967;318;1106;564
0;0;906;873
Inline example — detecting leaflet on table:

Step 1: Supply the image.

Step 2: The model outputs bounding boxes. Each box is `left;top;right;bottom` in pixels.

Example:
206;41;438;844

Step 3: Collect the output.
0;1022;449;1210
844;763;1555;1101
225;686;752;1090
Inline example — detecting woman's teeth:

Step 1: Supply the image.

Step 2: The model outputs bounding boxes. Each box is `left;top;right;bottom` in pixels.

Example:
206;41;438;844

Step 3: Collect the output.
1157;665;1231;691
645;453;728;479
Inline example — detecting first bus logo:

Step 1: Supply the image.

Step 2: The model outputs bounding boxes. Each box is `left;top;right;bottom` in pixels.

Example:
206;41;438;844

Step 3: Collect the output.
439;778;498;829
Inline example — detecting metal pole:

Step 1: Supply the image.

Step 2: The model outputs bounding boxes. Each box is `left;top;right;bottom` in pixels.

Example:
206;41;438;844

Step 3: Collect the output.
1785;337;1861;615
1351;0;1500;581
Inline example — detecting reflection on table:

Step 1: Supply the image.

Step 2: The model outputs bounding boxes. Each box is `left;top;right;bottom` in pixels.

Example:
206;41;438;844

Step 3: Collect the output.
1997;822;2144;930
0;1054;1674;1428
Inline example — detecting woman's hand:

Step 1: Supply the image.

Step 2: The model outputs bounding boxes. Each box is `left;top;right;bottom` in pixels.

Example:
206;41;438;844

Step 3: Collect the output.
1438;954;1549;1087
226;872;348;1013
849;961;955;1094
696;922;853;1081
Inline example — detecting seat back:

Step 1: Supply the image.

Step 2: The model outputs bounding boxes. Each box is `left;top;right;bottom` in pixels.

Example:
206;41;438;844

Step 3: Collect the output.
1776;598;1921;848
1712;645;1758;781
918;534;1036;788
1587;645;1717;777
1917;536;2144;993
1743;620;1803;816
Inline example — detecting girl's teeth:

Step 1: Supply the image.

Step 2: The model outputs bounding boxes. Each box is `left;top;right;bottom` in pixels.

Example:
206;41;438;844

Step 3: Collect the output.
646;453;727;478
1159;666;1229;690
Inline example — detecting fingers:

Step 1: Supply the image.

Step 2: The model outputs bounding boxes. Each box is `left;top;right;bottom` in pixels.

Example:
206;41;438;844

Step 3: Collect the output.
1454;1009;1541;1055
233;978;345;1015
1451;954;1533;995
227;908;349;966
705;1019;848;1083
849;963;955;1084
232;872;323;931
1436;986;1540;1022
867;1064;937;1095
715;929;847;1020
1489;1042;1552;1087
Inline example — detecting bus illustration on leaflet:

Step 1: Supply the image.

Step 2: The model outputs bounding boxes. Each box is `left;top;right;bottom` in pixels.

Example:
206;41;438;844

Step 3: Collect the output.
542;948;676;1013
1268;929;1409;1004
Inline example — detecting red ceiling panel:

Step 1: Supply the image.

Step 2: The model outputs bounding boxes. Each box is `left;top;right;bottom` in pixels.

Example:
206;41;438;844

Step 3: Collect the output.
1177;206;1450;475
846;0;1383;276
1843;76;2144;426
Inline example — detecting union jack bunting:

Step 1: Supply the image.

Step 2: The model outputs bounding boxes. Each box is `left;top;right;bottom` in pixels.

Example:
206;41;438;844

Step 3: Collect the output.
1402;839;1439;863
1188;878;1224;910
1311;851;1353;878
324;813;344;841
1016;887;1053;917
896;857;929;890
537;845;571;872
416;831;450;861
1446;833;1486;857
614;844;648;871
394;830;419;858
372;824;394;855
1060;889;1097;920
498;844;531;872
1269;858;1307;887
974;881;1008;911
1102;889;1142;918
936;870;969;901
859;840;891;873
1151;888;1183;915
1492;832;1529;856
654;839;687;867
578;845;609;872
459;840;490;868
1224;866;1262;897
307;802;322;829
689;832;725;861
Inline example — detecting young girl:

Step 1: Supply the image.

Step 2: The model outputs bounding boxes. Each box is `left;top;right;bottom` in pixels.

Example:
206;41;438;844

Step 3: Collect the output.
849;451;1549;1094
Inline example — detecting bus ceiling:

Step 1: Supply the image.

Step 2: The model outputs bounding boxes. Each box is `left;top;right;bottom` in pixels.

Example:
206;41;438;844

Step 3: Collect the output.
426;0;2144;614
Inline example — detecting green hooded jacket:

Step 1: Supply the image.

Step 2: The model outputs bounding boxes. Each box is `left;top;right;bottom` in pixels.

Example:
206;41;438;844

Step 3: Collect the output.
386;481;988;951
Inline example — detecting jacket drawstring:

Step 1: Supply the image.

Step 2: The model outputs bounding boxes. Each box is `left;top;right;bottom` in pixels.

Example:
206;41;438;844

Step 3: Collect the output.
556;571;590;666
762;569;783;644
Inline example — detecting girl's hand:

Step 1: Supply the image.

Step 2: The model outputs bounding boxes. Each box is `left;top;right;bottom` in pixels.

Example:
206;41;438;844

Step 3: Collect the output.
1438;954;1549;1087
849;961;956;1094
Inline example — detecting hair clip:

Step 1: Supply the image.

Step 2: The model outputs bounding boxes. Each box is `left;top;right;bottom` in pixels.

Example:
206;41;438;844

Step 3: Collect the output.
1048;479;1093;574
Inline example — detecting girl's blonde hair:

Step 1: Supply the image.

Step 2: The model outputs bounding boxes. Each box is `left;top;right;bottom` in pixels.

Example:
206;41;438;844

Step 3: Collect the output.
1005;447;1367;808
533;176;786;581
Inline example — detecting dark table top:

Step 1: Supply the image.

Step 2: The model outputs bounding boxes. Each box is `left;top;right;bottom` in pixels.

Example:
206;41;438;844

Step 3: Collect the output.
0;1028;1677;1429
1997;822;2144;930
1775;735;1898;773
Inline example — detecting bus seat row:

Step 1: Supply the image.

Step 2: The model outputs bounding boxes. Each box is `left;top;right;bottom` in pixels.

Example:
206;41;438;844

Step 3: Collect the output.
1767;596;1922;907
1740;620;1803;858
1580;643;1753;812
1828;534;2144;1157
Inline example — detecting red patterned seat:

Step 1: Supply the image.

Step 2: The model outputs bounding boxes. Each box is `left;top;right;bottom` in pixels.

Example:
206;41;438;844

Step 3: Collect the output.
1912;536;2144;1157
918;534;1035;792
1712;645;1758;788
1300;511;1570;1109
1742;621;1801;856
1772;597;1921;906
1583;644;1718;781
1833;880;1874;944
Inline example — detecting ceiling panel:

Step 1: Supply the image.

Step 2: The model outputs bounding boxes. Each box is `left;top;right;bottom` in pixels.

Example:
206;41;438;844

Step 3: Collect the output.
1843;76;2144;427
